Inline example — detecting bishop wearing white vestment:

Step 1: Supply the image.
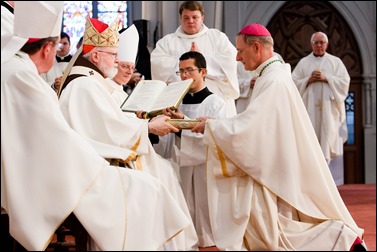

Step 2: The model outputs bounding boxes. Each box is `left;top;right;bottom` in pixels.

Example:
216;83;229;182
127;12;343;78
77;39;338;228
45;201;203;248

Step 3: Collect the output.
193;24;366;251
204;56;365;251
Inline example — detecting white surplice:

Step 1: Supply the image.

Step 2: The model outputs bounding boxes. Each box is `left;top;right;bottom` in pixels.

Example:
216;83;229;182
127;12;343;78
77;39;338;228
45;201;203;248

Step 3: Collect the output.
151;25;239;159
203;57;365;250
173;89;227;247
292;52;350;185
59;62;199;251
1;52;190;251
151;24;239;117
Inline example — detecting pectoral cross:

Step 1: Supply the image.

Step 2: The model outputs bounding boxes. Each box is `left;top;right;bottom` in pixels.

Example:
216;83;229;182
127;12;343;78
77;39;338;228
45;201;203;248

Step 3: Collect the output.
315;99;323;111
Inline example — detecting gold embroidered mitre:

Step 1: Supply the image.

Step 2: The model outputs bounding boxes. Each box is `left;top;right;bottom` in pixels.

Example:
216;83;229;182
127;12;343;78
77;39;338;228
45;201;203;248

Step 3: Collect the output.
83;16;119;48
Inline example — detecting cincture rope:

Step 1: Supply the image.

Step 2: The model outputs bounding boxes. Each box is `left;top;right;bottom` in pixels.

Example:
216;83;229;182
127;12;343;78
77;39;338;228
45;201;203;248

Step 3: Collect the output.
131;137;142;171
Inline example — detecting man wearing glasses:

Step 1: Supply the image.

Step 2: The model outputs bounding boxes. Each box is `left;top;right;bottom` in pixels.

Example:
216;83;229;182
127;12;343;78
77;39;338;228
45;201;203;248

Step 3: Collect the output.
292;31;350;186
150;1;239;159
151;1;239;117
163;51;227;248
59;17;199;251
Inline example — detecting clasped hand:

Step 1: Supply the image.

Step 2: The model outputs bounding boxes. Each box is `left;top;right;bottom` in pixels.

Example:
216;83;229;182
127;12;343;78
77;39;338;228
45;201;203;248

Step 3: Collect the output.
308;70;326;85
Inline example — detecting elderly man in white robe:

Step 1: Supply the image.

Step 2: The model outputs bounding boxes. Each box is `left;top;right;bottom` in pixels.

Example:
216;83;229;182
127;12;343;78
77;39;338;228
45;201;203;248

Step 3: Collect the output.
292;31;350;186
58;16;199;251
191;23;367;251
1;2;192;251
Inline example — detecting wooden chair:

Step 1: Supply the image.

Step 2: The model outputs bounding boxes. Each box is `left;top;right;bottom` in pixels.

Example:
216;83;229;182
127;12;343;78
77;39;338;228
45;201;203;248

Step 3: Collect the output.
1;213;88;251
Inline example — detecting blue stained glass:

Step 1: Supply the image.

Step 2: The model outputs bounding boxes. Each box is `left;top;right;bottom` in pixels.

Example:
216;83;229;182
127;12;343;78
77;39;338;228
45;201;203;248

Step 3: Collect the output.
63;1;92;54
345;92;355;145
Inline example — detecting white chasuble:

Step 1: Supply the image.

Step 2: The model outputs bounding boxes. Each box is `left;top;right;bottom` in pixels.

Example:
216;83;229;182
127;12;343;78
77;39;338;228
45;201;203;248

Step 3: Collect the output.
203;59;364;251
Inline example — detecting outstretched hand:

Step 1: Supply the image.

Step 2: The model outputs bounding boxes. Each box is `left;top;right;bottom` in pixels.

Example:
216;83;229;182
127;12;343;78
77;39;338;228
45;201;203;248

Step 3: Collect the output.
191;116;208;134
148;115;179;136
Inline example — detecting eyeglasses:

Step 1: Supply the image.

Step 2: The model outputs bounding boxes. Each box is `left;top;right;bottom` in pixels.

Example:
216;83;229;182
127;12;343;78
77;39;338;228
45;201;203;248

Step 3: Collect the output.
175;68;201;76
96;50;118;57
120;65;136;71
312;41;327;45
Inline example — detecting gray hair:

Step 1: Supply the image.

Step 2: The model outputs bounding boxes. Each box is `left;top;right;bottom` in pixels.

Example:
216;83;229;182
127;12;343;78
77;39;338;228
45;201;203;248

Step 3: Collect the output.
310;32;328;43
238;34;274;48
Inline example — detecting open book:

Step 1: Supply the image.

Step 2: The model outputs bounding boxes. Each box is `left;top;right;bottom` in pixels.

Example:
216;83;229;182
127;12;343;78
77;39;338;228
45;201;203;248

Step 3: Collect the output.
120;78;194;117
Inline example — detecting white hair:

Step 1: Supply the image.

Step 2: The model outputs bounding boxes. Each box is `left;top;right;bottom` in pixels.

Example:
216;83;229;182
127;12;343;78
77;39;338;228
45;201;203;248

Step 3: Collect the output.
310;32;328;43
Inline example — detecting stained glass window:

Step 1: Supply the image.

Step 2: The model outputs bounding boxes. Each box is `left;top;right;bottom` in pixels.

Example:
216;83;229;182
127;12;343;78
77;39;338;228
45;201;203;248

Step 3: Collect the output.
97;1;128;30
62;1;128;54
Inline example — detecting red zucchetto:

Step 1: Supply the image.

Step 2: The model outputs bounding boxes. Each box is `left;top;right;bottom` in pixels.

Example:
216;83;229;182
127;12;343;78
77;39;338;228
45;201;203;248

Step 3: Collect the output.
239;23;271;36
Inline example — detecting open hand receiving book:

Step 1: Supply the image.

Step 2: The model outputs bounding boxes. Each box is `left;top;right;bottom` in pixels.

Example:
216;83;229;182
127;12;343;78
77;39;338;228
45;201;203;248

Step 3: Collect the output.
120;78;194;118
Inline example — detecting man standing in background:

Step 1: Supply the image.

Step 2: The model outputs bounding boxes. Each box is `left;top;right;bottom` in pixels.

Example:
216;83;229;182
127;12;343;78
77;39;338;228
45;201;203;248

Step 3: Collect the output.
292;31;350;186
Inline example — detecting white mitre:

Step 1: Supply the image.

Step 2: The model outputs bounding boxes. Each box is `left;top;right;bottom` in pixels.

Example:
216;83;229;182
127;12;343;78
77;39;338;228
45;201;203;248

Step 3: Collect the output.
118;24;139;63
